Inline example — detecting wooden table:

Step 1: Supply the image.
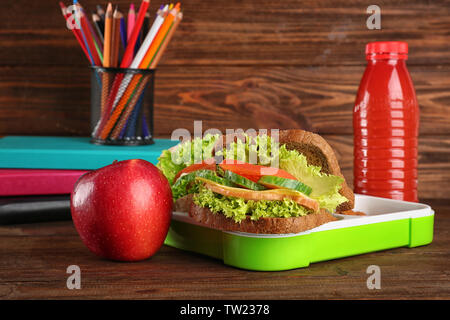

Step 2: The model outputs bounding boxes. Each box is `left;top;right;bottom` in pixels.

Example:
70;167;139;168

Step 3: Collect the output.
0;199;448;300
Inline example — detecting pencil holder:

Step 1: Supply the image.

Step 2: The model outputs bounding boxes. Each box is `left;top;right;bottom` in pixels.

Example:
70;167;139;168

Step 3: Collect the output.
90;66;155;146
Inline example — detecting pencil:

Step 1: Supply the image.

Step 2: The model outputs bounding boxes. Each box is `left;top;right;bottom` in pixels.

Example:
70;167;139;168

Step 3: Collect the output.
127;4;136;42
120;16;127;49
99;3;113;120
143;11;151;35
75;2;102;65
76;3;103;55
92;13;104;42
59;2;90;62
140;3;180;69
97;5;106;22
111;7;122;68
72;0;96;65
121;0;150;68
82;8;104;59
150;11;182;69
102;3;113;68
131;5;167;69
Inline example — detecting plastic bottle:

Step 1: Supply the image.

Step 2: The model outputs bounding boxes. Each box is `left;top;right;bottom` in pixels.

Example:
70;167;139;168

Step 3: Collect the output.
353;41;419;202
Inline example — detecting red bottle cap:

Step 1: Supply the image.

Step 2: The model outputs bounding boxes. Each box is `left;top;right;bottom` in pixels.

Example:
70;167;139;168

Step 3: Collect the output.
366;41;408;60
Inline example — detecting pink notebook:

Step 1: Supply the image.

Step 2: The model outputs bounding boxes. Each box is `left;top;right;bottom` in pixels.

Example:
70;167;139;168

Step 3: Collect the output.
0;169;89;196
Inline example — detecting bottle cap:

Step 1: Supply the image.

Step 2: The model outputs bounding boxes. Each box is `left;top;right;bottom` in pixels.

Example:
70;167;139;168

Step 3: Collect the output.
366;41;408;60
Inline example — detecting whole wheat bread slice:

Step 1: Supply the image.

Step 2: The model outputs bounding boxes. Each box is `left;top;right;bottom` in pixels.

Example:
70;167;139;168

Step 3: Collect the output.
278;129;354;212
189;203;337;234
174;194;194;212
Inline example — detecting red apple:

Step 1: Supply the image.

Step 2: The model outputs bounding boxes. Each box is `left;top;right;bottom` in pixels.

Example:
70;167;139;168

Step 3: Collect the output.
70;159;173;261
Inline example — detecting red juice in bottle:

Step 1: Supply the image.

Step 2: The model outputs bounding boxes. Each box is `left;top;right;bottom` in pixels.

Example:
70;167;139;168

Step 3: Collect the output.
353;41;419;202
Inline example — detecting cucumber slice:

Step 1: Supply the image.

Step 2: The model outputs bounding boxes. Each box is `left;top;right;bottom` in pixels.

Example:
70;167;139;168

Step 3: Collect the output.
222;170;266;191
174;170;235;189
258;175;312;196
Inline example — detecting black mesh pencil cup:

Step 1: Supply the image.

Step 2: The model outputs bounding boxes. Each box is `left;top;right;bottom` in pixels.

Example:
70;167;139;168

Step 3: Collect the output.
90;66;155;146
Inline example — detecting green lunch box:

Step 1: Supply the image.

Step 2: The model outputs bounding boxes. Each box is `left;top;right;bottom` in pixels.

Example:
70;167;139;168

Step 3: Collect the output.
164;194;434;271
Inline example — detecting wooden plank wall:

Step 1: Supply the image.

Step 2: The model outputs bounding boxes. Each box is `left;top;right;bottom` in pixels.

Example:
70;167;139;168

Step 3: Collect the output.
0;0;449;200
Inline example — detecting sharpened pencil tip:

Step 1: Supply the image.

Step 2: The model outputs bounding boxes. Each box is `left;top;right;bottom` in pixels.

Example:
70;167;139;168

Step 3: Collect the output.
130;3;135;11
106;2;112;12
114;7;122;18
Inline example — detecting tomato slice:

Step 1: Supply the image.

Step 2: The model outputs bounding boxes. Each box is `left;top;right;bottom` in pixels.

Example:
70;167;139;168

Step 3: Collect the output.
219;159;297;182
196;177;319;212
174;159;216;182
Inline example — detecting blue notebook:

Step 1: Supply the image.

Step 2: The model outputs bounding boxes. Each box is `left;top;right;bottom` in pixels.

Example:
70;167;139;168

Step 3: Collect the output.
0;136;178;170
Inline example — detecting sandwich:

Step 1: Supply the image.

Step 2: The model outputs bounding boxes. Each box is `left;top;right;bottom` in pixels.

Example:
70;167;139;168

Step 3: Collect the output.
157;129;354;234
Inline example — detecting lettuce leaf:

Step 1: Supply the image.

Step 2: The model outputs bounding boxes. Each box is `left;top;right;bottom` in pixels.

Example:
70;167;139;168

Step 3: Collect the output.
279;146;348;212
157;149;186;185
193;187;310;223
157;134;220;185
218;133;279;166
171;177;202;201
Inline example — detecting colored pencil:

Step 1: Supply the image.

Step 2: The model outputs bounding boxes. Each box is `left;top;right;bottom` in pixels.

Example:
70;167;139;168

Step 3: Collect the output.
72;1;96;65
59;2;90;62
120;16;127;49
131;4;167;69
92;13;104;42
96;5;106;22
76;3;103;59
127;4;136;42
102;3;113;68
143;11;151;33
99;3;113;120
82;9;104;60
139;3;179;69
75;2;102;65
111;7;122;68
150;11;182;69
121;0;150;68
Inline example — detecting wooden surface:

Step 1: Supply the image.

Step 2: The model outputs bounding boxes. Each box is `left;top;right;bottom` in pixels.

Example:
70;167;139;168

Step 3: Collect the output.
0;198;448;300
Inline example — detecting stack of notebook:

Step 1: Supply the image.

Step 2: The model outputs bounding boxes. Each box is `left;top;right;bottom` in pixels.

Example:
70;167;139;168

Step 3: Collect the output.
0;136;177;224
